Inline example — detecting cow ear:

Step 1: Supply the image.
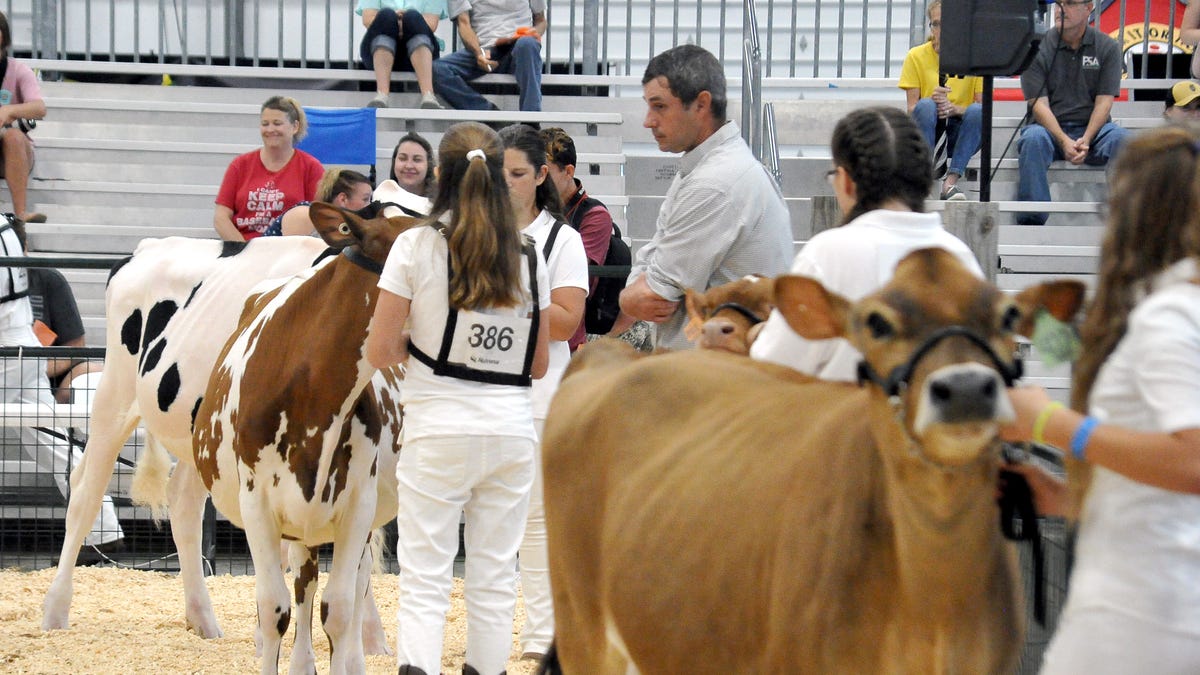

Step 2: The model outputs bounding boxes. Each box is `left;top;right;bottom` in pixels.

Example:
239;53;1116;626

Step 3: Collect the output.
1012;280;1087;336
309;202;364;248
773;274;850;340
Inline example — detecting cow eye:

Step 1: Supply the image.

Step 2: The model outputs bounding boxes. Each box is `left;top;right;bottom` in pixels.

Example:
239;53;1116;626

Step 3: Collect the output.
866;312;894;339
1000;305;1022;333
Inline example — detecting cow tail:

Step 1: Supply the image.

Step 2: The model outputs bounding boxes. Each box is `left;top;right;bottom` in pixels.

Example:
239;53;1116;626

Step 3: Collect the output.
534;640;561;675
369;527;385;575
130;434;171;524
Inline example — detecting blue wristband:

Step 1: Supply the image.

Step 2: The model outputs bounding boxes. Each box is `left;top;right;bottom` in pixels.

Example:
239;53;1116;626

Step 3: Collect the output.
1071;416;1099;460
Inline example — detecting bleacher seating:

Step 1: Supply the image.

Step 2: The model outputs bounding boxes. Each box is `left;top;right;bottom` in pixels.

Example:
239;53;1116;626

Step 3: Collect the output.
20;80;628;346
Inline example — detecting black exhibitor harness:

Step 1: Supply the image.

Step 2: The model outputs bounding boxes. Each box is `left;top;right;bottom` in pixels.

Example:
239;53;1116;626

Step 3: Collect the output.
408;237;542;387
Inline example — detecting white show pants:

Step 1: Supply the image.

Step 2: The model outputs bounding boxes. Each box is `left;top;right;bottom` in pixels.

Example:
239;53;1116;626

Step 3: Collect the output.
518;418;553;655
394;433;535;675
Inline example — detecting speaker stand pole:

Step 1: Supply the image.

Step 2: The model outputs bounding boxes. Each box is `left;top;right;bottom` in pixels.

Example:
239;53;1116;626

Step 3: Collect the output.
980;75;994;202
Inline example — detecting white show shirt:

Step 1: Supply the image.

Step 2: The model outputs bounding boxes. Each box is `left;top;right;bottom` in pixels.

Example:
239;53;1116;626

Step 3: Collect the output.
750;209;983;381
378;224;551;442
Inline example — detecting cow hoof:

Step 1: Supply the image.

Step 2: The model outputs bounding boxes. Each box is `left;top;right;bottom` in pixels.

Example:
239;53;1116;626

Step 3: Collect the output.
186;615;224;640
41;584;72;631
363;629;392;656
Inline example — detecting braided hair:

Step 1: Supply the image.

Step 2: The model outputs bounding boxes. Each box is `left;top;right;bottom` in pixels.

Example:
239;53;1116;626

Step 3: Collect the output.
830;106;932;224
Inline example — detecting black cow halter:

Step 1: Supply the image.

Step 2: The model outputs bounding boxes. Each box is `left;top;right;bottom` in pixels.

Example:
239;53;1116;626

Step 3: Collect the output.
341;246;383;275
706;302;766;326
855;325;1024;472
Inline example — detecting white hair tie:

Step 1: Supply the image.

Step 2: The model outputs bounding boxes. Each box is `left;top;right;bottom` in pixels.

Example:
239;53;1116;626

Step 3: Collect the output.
466;149;486;162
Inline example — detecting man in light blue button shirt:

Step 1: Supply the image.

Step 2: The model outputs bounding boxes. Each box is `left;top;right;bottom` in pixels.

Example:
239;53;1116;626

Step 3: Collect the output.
619;45;793;350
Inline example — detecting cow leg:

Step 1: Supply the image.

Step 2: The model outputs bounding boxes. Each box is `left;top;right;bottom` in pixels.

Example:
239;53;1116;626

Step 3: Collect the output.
287;544;319;675
168;462;223;639
240;490;288;675
360;531;392;656
41;394;138;631
323;497;376;675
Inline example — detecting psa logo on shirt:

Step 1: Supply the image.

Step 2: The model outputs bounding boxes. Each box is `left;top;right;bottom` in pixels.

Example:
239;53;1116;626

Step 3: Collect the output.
0;89;11;106
1081;55;1101;69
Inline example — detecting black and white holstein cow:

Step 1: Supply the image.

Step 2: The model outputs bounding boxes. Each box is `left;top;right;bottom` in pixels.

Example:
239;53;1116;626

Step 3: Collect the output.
193;203;420;675
541;249;1086;674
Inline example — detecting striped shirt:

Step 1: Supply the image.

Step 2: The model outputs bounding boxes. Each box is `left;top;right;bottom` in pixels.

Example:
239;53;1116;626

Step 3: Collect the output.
631;121;793;350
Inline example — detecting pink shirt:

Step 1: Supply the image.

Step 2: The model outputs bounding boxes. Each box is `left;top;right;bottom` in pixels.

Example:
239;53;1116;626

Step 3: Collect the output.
215;149;323;239
0;58;42;107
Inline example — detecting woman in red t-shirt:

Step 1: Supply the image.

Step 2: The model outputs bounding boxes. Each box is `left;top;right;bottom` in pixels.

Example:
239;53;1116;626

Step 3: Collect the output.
213;96;324;241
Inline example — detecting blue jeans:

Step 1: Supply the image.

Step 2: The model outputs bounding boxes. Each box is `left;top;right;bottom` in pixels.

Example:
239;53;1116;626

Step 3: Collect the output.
911;98;982;178
432;36;543;111
1016;122;1130;225
359;8;439;71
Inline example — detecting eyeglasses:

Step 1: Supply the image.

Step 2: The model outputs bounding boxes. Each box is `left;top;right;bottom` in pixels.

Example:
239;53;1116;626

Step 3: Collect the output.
825;168;838;184
928;20;941;28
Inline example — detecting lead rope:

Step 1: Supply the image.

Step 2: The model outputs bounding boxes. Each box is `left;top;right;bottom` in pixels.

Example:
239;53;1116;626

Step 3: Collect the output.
999;445;1046;627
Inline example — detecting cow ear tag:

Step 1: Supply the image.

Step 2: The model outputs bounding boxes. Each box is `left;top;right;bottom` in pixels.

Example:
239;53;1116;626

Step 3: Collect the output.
338;222;352;235
1031;309;1080;368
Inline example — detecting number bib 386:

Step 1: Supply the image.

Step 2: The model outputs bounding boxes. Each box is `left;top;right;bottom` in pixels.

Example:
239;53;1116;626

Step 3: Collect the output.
446;309;532;376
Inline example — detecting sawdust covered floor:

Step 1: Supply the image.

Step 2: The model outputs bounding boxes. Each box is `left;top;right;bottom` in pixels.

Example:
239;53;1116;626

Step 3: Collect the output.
0;566;540;674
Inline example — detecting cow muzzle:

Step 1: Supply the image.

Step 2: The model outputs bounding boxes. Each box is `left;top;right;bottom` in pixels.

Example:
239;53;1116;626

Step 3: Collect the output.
912;362;1016;436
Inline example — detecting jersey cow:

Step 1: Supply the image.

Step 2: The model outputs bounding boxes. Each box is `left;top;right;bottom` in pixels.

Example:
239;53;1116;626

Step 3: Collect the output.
193;203;419;675
683;274;774;354
541;248;1085;674
40;235;333;641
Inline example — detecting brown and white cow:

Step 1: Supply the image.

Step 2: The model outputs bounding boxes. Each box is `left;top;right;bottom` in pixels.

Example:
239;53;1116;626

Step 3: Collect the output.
193;203;419;675
39;222;405;660
41;235;332;640
541;249;1085;674
683;274;774;354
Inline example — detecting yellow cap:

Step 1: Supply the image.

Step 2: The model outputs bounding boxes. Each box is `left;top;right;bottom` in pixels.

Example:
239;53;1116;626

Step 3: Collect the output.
1168;80;1200;108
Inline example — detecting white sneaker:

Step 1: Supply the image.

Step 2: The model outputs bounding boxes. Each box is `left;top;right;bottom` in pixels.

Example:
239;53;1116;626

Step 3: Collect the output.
419;93;443;110
367;94;388;108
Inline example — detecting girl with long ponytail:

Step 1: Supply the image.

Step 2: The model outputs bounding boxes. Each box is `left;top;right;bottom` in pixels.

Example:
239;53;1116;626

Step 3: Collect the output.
367;121;550;675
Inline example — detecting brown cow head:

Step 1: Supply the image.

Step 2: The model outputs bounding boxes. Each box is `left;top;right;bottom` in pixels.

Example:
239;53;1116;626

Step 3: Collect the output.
308;201;424;268
683;275;774;354
774;248;1085;468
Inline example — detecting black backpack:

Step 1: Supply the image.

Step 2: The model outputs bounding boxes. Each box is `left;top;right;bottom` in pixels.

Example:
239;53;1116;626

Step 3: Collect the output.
543;199;630;336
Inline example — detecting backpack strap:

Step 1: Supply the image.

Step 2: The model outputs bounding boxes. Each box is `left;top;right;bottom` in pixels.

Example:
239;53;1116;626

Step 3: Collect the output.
542;219;565;261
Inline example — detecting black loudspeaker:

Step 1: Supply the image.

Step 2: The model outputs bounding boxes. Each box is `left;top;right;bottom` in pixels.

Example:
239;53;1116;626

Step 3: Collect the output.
940;0;1046;76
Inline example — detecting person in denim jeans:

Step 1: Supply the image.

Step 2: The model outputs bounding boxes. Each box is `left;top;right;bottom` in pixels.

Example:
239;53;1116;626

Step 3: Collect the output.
899;0;982;201
432;0;546;112
1017;0;1129;225
357;0;447;109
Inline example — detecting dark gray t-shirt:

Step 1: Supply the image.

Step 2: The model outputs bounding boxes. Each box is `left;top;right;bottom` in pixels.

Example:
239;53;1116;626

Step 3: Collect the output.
1020;26;1124;126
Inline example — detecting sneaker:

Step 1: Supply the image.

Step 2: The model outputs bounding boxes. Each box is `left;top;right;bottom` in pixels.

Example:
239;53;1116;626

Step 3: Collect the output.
367;95;388;109
419;93;443;110
940;185;968;201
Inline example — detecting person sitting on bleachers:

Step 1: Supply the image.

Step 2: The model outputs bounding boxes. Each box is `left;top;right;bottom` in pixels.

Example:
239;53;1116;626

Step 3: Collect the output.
389;131;437;198
212;96;324;241
432;0;547;112
899;0;982;202
1016;0;1129;226
357;1;447;110
1163;80;1200;124
0;11;47;224
13;224;102;405
0;216;123;562
263;168;373;237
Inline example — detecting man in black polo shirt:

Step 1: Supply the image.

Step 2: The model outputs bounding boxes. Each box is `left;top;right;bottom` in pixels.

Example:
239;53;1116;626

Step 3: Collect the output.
1016;0;1130;225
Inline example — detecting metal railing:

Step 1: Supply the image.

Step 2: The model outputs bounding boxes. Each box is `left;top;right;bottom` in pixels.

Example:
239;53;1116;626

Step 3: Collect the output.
7;1;1193;88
